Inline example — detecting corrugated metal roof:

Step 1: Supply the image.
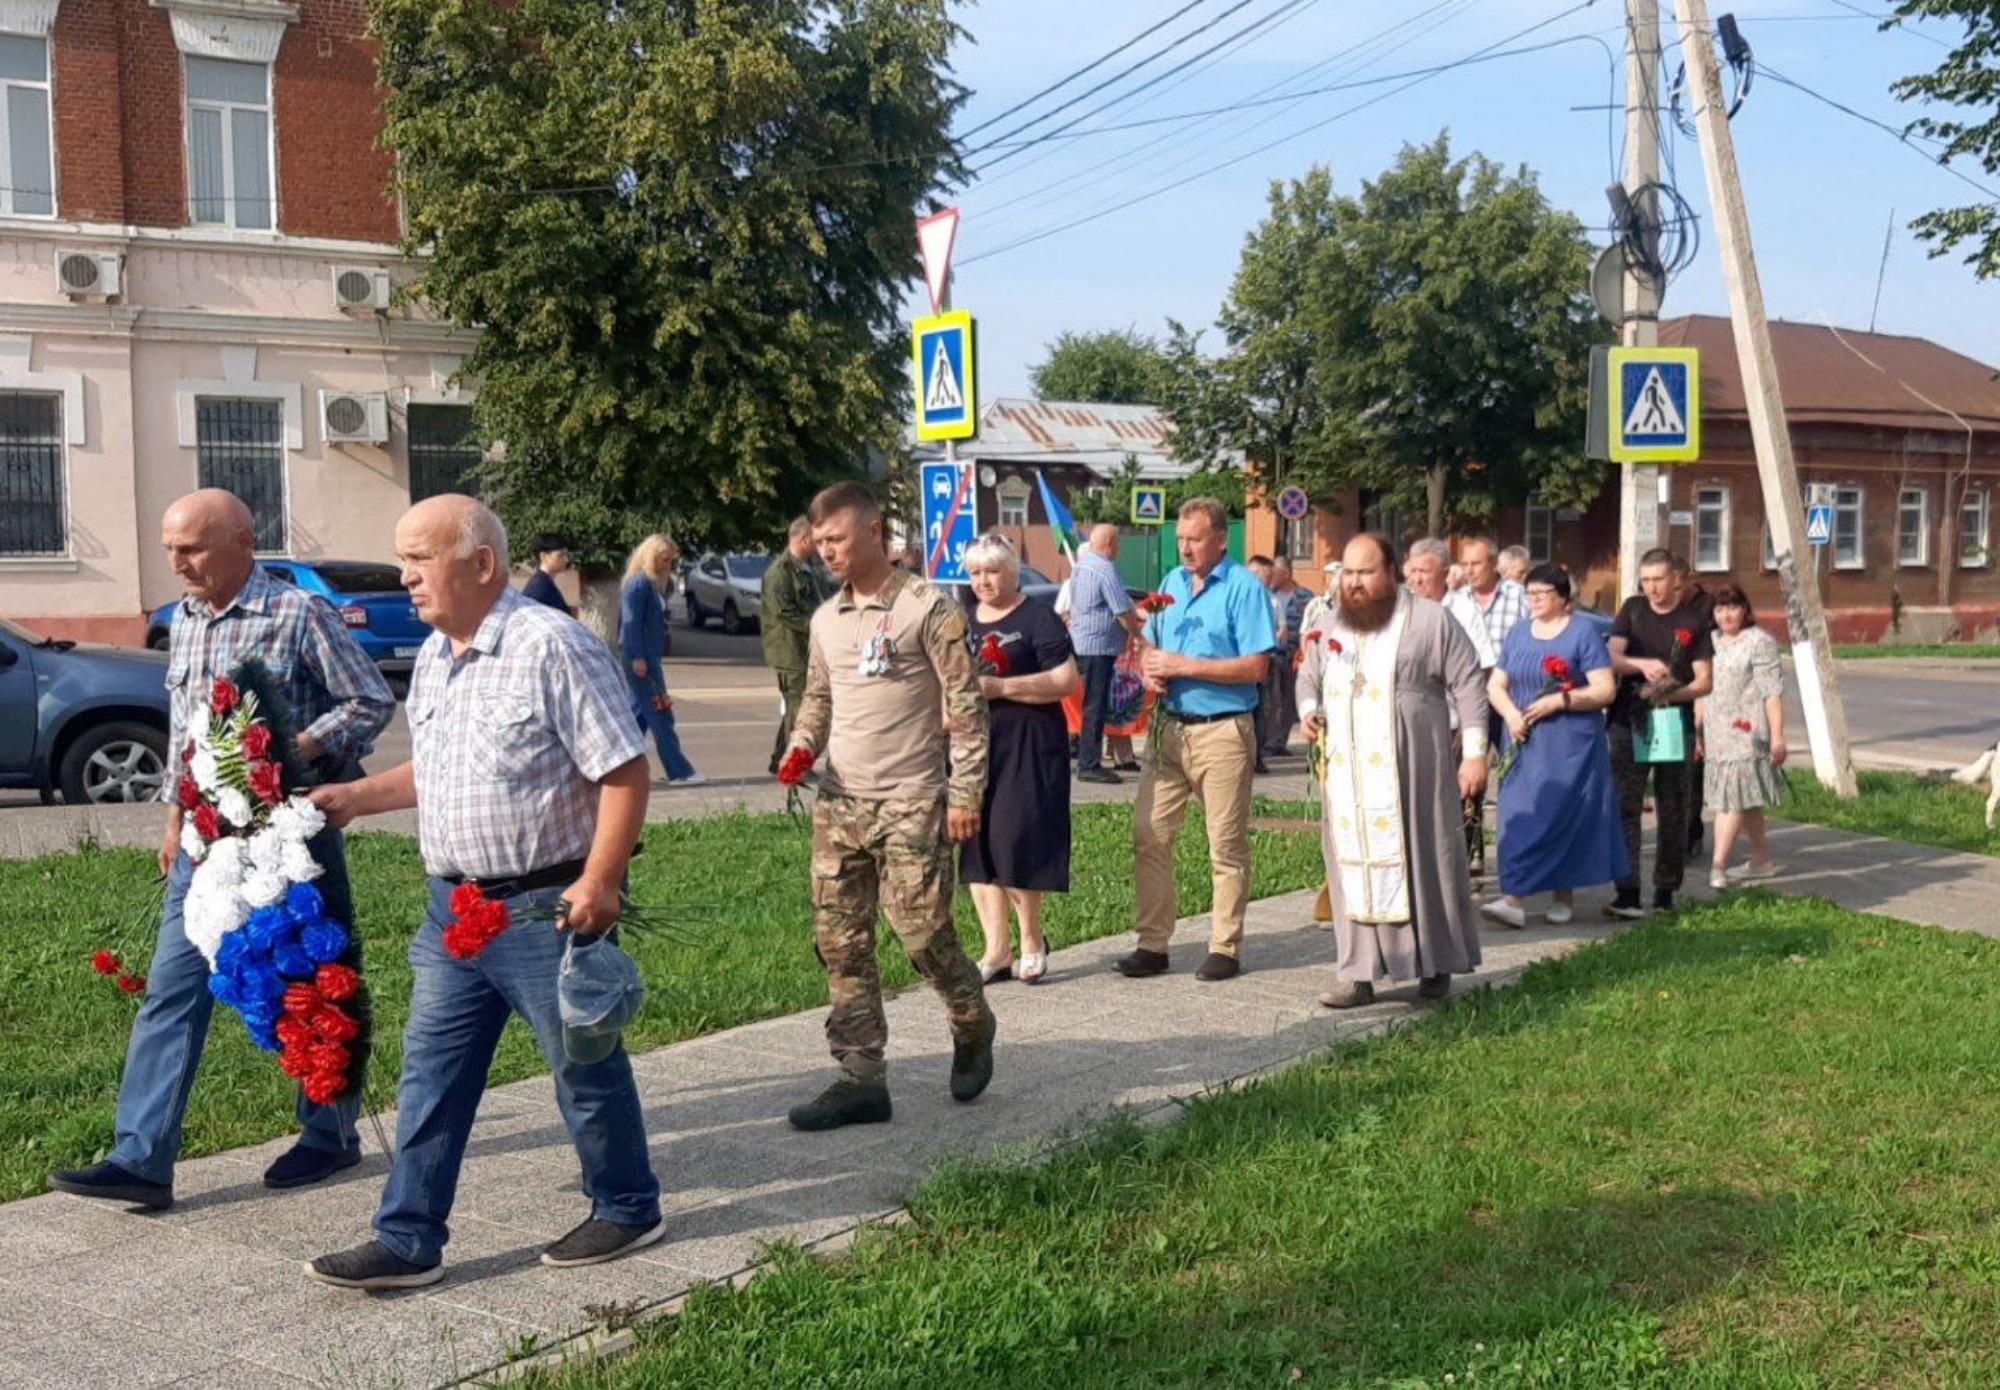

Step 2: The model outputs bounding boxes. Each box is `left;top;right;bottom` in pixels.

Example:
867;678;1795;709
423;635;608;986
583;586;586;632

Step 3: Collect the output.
913;398;1243;480
1661;315;2000;433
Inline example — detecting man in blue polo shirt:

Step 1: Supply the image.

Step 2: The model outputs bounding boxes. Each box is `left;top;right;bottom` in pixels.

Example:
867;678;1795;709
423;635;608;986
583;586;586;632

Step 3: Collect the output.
1118;496;1275;983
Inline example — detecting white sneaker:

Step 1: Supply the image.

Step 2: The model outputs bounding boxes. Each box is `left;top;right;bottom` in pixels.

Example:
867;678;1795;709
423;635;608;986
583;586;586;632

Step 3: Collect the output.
1732;861;1779;882
1546;902;1573;925
671;773;710;787
1480;899;1526;928
1709;869;1730;891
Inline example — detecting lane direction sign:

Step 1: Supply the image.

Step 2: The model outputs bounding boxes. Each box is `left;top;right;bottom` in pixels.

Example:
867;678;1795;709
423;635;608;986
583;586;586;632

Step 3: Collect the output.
921;460;975;582
913;310;976;442
1608;346;1700;463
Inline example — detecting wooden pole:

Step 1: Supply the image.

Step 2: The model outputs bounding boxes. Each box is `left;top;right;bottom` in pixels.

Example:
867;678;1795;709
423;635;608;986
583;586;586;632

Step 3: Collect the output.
1617;0;1664;599
1674;0;1858;795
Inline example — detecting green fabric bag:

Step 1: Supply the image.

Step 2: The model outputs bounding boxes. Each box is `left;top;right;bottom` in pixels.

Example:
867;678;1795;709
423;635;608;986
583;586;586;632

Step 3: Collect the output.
1633;704;1687;764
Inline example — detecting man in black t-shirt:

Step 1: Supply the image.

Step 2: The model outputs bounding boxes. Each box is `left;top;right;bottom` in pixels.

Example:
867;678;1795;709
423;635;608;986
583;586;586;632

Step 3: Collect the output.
1605;548;1714;918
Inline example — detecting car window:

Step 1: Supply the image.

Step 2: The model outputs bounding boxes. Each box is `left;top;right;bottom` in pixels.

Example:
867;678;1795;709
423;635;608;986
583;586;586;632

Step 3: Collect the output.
701;557;724;576
309;561;405;594
726;555;772;580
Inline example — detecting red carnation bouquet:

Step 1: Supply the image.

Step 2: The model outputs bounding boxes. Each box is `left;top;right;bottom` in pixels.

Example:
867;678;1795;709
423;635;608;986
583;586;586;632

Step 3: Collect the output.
776;745;815;819
975;632;1012;678
1135;592;1175;616
439;877;711;961
1493;654;1578;785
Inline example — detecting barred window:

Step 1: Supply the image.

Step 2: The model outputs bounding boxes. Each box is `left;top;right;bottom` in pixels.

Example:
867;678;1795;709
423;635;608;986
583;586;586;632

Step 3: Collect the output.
407;404;482;501
0;391;63;554
195;397;286;552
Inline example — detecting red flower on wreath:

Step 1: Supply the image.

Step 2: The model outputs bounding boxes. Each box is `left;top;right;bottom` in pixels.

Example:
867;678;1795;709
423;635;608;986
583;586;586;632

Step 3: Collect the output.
242;722;273;760
176;776;201;811
776;747;815;788
92;949;120;976
249;759;285;806
210;675;239;715
192;803;221;840
315;962;359;1001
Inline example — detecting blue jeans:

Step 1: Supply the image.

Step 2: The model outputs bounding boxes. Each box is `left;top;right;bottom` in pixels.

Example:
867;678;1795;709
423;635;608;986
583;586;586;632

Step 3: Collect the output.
373;879;660;1264
1076;653;1117;771
110;830;361;1183
627;675;697;781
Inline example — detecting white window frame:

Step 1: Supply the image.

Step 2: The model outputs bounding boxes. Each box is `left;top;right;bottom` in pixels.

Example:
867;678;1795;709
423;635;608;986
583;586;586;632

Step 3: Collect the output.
1282;510;1314;562
1692;486;1730;572
184;56;276;230
1960;488;1991;570
995;479;1030;528
0;34;53;219
1832;486;1865;571
1896;486;1930;568
1525;503;1552;563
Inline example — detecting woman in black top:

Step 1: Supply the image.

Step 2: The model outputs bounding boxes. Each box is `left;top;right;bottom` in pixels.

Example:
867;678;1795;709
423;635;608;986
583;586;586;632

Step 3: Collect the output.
961;534;1079;984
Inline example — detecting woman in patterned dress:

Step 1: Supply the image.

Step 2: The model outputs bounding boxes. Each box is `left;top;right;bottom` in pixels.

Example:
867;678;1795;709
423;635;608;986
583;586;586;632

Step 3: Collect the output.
1696;580;1788;888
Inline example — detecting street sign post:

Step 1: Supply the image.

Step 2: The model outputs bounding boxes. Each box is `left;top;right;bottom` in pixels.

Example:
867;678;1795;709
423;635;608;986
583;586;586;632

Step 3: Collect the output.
921;460;975;583
1608;346;1700;463
1131;485;1166;526
1275;485;1309;521
912;310;976;443
1805;502;1833;547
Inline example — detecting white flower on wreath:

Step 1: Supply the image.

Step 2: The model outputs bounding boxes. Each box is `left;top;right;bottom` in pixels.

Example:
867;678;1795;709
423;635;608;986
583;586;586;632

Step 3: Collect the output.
179;822;208;865
247;827;286;877
240;871;287;910
268;796;326;845
280;840;323;885
216;786;255;831
189;742;221;792
200;835;246;887
182;880;248;964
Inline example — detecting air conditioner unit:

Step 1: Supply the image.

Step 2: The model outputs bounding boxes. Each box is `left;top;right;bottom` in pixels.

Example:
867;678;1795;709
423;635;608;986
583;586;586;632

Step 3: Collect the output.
56;251;121;299
331;266;391;312
320;390;390;445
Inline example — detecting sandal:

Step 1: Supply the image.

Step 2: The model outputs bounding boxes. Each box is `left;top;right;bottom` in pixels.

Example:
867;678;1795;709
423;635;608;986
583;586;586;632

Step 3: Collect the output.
978;959;1013;985
1019;951;1048;984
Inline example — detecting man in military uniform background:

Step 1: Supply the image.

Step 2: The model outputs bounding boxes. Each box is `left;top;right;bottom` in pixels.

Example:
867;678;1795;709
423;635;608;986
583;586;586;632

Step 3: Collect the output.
781;481;996;1131
762;515;830;775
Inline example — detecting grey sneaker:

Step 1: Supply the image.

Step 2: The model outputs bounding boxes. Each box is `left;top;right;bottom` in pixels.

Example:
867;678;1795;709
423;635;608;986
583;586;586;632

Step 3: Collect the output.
305;1240;442;1290
541;1216;667;1268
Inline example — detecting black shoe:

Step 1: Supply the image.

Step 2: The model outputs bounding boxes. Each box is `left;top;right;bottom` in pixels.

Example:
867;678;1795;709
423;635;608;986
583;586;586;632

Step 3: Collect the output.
541;1216;667;1268
1688;826;1704;855
1115;759;1143;773
787;1077;893;1132
1417;974;1451;1000
304;1240;443;1290
1652;888;1676;914
1114;948;1170;978
1604;889;1645;921
263;1141;362;1190
1076;767;1121;785
48;1160;172;1210
1194;952;1241;982
950;1021;996;1103
1254;759;1272;776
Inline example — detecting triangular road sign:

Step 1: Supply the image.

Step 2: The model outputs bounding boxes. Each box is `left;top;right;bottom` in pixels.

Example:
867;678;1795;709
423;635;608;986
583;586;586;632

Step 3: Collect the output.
917;207;959;315
1624;365;1687;439
924;339;962;412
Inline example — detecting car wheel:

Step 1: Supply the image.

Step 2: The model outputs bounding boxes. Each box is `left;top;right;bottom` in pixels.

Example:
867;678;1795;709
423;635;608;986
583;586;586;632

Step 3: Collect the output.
58;720;169;805
721;600;746;636
146;627;171;651
686;595;709;629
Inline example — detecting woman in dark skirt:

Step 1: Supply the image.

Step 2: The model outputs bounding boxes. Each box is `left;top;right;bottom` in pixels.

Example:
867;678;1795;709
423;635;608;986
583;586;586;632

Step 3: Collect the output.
961;534;1079;984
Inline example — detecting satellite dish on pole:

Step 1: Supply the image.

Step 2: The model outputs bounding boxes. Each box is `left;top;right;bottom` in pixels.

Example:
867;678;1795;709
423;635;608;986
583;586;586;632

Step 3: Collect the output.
1590;243;1627;325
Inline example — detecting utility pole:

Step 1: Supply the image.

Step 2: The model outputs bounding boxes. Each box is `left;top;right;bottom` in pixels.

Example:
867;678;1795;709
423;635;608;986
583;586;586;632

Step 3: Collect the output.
1674;0;1857;795
1617;0;1664;599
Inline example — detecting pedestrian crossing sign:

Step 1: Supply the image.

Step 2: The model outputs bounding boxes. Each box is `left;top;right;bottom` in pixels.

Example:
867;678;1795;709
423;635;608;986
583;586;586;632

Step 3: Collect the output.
1131;485;1166;525
1608;346;1699;463
912;310;976;442
1805;502;1833;546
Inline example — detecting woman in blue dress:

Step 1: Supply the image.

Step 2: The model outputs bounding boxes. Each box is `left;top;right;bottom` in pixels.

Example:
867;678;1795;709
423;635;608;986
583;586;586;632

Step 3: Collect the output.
1480;563;1629;927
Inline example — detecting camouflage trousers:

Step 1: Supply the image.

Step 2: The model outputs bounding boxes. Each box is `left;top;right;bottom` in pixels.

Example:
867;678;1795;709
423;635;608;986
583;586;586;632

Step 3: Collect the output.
812;793;992;1084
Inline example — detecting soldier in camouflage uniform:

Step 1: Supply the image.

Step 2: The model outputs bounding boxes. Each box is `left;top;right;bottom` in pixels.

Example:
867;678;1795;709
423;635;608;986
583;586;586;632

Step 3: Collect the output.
782;481;996;1131
761;515;831;774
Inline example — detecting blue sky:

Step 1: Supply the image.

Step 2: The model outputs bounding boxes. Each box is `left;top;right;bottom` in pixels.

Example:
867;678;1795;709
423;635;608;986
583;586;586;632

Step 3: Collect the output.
931;0;1999;400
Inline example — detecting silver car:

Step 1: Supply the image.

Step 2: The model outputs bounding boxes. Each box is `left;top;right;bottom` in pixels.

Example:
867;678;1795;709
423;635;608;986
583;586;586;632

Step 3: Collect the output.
684;552;769;635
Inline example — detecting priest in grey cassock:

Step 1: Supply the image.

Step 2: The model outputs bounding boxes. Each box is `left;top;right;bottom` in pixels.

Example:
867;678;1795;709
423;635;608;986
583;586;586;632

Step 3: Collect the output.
1297;533;1490;1007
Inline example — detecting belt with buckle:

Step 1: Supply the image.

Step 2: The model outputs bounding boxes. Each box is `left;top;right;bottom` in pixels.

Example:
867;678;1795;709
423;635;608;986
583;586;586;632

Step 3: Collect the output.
1159;707;1248;726
441;856;588;897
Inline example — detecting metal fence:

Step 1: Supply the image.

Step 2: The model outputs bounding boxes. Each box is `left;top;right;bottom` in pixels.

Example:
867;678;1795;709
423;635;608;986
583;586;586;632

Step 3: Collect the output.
0;392;63;554
195;397;286;552
408;404;482;502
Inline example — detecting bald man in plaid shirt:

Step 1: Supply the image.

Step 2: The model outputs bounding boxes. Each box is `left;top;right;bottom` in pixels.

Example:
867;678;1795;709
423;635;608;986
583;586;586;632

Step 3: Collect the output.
304;495;662;1291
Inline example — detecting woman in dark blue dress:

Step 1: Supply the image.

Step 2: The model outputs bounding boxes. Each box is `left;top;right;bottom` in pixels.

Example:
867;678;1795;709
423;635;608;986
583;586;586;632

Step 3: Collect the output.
960;535;1078;985
1482;564;1629;927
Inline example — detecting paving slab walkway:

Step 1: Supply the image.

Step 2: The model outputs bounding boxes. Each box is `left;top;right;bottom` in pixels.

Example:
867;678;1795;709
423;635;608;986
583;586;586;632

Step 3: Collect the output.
5;818;1997;1388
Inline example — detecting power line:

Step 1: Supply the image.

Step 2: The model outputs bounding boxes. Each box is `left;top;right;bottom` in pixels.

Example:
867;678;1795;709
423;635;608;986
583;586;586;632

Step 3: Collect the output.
960;0;1607;267
956;0;1216;142
1819;0;1953;49
1755;61;2000;203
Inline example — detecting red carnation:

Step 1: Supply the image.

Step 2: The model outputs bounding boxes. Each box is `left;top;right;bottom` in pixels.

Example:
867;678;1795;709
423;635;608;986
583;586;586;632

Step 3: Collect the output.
308;1042;352;1075
176;777;201;811
192;804;221;840
278;1047;311;1080
312;1005;360;1044
242;723;273;760
1674;628;1694;647
315;962;359;1001
91;950;120;976
777;747;816;788
210;676;239;715
1541;655;1573;682
1733;718;1753;732
116;972;146;995
283;982;323;1018
275;1017;310;1050
976;633;1011;677
302;1071;345;1105
449;881;483;917
249;759;285;806
1136;591;1175;615
1326;635;1343;654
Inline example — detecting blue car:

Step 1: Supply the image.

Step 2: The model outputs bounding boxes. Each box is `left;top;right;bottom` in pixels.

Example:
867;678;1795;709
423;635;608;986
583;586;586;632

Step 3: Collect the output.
0;617;172;804
145;559;430;673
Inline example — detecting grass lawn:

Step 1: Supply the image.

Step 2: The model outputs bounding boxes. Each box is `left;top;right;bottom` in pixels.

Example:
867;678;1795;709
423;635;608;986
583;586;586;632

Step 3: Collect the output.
0;804;1324;1205
1831;643;2000;661
539;894;2000;1388
1775;768;1997;859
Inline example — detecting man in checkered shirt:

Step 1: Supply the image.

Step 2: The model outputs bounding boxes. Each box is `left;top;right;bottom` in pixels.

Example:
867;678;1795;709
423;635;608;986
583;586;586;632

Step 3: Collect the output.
50;489;394;1213
304;495;662;1291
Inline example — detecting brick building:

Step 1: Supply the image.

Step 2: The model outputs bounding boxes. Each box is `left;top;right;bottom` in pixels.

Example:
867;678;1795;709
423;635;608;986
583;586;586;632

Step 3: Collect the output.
0;0;473;644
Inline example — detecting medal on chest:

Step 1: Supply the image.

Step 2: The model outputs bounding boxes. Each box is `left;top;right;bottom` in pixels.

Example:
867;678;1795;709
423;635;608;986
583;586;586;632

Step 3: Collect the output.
858;612;896;678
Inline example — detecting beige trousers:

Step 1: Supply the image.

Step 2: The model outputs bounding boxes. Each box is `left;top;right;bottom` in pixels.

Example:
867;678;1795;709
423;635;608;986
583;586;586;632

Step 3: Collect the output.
1133;712;1256;957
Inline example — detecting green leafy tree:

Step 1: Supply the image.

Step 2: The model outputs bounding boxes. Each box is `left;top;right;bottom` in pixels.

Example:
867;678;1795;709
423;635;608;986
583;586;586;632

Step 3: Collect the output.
1889;2;2000;278
1169;139;1606;536
1028;328;1171;404
372;0;964;564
